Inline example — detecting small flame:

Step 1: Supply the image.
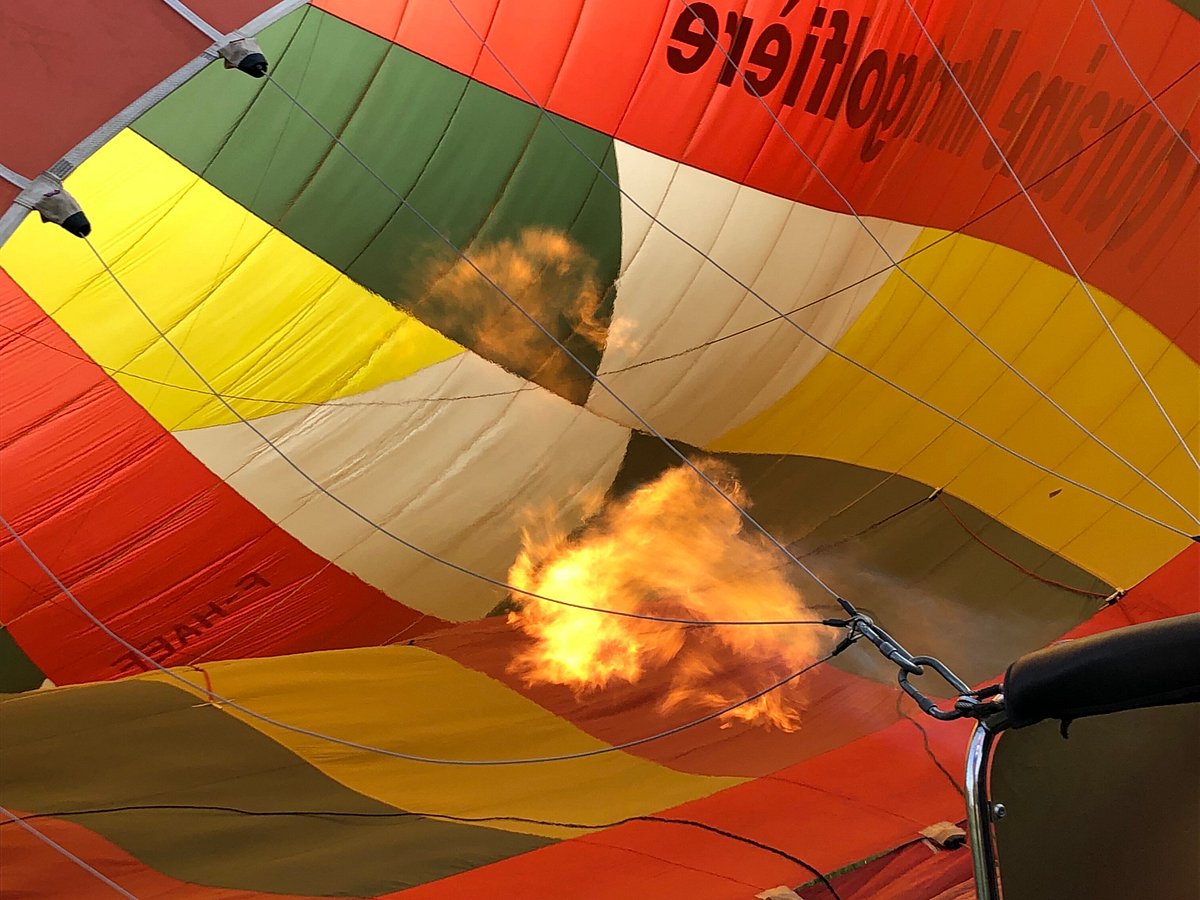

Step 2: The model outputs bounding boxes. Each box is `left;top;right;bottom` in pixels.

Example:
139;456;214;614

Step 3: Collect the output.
507;460;831;731
418;228;628;391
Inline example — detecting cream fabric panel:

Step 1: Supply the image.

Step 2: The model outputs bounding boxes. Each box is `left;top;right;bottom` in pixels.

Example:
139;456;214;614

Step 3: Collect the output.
588;141;921;445
178;353;631;621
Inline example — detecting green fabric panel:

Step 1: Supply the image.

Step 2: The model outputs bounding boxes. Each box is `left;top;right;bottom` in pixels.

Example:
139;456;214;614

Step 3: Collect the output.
0;680;550;895
0;625;46;693
612;434;1112;685
133;7;621;405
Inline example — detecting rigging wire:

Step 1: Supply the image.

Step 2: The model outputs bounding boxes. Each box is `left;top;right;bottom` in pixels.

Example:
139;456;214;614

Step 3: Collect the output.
6;0;1177;697
600;57;1199;376
0;320;538;407
898;0;1200;475
3;58;1192;418
70;234;846;630
1086;0;1200;165
258;76;860;614
0;804;137;900
437;0;1200;533
7;56;1190;420
3;9;1185;747
4;50;1194;410
2;508;850;765
37;0;841;638
37;22;1187;700
0;804;844;899
257;60;1197;566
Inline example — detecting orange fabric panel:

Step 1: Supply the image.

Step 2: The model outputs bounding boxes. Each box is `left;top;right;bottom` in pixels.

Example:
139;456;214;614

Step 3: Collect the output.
318;0;1200;358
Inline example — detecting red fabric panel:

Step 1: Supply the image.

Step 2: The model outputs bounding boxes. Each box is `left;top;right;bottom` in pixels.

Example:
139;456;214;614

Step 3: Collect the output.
421;617;909;777
0;271;444;685
421;541;1200;780
385;827;793;899
0;811;311;899
1061;543;1199;639
394;717;973;899
187;0;282;34
401;528;1191;897
805;839;974;900
318;0;1200;358
0;0;273;180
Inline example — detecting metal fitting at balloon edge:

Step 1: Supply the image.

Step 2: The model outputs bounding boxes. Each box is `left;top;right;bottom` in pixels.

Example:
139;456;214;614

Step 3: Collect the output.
21;176;90;238
218;36;268;78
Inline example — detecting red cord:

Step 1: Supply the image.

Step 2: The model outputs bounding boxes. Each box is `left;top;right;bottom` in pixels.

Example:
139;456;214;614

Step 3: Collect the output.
937;496;1108;599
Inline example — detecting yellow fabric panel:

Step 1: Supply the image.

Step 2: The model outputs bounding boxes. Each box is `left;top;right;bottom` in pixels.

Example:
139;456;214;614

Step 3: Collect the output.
0;131;462;430
151;647;742;839
713;229;1198;588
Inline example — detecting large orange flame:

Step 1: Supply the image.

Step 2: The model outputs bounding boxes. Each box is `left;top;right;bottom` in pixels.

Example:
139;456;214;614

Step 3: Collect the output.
507;460;832;731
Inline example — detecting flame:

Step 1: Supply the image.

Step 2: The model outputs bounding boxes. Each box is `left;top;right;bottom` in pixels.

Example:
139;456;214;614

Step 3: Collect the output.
507;460;832;731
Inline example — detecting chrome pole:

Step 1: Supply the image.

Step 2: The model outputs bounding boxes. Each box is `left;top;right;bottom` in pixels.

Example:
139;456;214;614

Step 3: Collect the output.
966;721;1004;900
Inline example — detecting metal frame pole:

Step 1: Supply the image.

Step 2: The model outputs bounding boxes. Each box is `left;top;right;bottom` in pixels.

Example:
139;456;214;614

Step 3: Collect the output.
965;721;1004;900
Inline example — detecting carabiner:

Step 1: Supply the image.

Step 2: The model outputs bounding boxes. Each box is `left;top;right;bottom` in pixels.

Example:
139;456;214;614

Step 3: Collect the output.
898;654;974;721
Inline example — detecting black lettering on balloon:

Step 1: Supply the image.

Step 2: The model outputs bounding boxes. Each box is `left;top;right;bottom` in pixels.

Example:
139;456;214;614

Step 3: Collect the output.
893;55;945;139
1034;90;1108;200
1061;97;1133;212
781;7;826;107
824;14;871;119
984;70;1041;171
237;571;269;591
967;30;1021;154
845;48;888;128
805;9;850;113
192;601;228;629
1128;128;1200;260
861;53;916;161
1028;81;1087;195
667;3;720;74
1080;112;1153;232
107;572;271;673
1003;75;1070;178
656;6;1178;258
744;23;793;96
718;11;756;86
112;651;148;675
143;636;173;664
916;59;971;150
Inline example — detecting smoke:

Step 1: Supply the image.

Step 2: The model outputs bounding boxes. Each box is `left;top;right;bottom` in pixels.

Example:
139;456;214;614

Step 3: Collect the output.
414;228;638;393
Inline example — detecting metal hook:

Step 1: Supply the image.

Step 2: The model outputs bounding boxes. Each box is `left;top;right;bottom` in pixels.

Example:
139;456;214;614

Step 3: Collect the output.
898;655;973;720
